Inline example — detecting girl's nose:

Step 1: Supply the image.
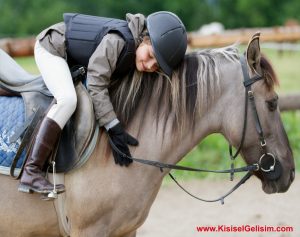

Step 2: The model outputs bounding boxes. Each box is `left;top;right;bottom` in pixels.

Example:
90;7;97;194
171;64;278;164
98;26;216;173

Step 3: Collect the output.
147;59;158;71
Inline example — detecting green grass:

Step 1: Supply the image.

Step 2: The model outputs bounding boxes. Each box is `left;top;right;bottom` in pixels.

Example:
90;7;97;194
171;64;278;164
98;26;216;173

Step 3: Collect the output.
171;133;244;181
15;56;39;75
14;47;300;180
172;111;300;181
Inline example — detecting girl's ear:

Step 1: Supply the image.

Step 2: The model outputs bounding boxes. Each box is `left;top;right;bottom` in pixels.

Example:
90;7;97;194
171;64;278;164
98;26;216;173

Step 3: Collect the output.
138;30;150;45
143;36;151;45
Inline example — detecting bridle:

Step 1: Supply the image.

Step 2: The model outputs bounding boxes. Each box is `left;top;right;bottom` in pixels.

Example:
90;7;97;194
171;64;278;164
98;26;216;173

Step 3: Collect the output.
237;54;281;181
108;54;281;204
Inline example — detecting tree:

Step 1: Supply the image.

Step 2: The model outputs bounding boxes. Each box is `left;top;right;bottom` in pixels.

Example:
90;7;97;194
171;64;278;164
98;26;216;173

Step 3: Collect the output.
0;0;299;37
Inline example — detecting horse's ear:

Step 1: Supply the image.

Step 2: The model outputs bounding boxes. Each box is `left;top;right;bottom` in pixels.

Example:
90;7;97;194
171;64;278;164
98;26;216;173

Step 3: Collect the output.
246;32;261;74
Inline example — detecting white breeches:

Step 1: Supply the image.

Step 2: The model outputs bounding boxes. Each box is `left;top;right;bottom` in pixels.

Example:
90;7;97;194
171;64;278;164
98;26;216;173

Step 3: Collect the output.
34;41;77;129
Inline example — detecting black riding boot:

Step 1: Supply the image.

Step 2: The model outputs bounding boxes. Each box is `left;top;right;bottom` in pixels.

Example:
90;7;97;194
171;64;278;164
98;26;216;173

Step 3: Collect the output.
18;117;65;194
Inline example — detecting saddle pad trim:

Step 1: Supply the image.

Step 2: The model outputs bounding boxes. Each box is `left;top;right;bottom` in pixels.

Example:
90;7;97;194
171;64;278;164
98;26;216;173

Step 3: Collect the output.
0;166;20;176
0;125;99;176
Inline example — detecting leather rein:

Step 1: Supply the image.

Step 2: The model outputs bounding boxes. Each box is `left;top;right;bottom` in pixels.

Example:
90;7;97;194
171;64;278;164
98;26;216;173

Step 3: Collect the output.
108;54;278;204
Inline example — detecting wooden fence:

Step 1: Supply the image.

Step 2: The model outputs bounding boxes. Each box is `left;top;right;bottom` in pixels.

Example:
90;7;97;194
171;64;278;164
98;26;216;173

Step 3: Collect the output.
1;25;300;56
188;25;300;48
0;37;36;57
279;94;300;111
1;26;300;112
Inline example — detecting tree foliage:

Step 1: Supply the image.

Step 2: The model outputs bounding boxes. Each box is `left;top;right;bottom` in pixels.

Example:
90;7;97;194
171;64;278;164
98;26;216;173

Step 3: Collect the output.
0;0;299;37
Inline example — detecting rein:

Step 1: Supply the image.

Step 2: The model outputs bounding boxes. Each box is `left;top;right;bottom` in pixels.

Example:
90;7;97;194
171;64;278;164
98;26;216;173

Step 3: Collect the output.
108;139;257;205
108;54;278;205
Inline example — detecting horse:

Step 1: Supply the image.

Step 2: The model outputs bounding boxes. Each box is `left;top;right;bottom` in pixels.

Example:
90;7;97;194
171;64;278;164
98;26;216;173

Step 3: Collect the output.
0;33;295;237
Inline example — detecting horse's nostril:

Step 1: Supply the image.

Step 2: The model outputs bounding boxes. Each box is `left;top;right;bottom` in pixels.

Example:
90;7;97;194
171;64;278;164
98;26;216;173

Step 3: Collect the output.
290;169;295;182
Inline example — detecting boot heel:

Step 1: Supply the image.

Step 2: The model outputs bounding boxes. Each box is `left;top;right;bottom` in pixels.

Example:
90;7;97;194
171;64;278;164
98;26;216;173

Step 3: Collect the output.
18;184;33;194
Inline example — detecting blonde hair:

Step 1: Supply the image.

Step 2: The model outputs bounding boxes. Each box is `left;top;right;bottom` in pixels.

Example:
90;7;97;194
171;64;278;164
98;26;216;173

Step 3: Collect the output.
109;46;242;136
138;29;151;45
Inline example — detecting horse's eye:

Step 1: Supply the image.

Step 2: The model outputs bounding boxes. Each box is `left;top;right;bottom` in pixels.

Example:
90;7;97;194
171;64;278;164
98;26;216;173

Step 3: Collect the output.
266;96;278;111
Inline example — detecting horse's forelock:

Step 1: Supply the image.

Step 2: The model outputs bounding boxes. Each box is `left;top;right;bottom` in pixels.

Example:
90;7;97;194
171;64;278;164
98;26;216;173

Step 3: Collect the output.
260;55;279;91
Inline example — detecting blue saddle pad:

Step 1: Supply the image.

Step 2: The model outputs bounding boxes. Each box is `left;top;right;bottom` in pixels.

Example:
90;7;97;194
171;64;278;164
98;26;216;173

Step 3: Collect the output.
0;96;25;168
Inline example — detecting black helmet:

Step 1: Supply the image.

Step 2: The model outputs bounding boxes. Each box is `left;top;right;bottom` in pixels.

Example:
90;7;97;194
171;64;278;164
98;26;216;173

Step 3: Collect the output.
146;11;187;77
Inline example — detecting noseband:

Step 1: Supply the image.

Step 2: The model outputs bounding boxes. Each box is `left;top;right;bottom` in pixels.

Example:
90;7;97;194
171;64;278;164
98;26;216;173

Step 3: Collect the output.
108;54;281;204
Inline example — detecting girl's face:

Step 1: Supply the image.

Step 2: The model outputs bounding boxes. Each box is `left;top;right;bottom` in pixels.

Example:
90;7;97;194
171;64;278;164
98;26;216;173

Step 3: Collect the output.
135;41;159;73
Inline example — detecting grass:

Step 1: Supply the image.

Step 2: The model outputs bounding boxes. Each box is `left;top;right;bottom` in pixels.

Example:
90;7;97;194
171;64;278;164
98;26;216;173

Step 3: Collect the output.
15;57;39;75
172;111;300;181
14;47;300;180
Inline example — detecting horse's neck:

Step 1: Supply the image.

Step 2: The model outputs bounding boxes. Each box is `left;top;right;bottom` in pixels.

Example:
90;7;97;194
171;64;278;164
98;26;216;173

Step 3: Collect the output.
126;103;220;167
127;61;240;166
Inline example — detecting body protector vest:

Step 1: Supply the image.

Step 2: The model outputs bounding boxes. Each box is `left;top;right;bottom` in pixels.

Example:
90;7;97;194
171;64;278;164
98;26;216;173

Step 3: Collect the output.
63;13;136;78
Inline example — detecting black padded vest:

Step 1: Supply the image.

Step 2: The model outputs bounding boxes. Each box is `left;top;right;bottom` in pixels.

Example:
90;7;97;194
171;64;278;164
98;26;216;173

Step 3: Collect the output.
64;13;136;78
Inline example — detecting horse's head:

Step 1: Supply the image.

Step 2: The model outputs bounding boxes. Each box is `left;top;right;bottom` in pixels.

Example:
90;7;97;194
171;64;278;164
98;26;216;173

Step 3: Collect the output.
221;33;295;194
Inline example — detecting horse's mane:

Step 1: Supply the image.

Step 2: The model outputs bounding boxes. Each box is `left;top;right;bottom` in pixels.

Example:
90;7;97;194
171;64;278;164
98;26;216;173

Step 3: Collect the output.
109;46;277;134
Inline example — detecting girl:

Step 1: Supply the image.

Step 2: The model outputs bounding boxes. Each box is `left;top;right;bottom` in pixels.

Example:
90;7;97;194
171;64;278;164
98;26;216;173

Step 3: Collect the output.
18;11;187;197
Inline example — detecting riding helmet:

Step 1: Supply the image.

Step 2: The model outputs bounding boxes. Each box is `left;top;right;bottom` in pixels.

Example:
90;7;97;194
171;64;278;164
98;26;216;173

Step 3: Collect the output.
146;11;187;77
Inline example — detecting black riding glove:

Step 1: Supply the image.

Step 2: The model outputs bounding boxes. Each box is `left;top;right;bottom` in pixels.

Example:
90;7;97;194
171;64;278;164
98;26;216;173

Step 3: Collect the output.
107;123;139;166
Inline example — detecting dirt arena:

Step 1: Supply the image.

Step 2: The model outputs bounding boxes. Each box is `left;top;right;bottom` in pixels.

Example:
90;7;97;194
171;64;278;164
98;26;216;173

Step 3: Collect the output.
138;175;299;237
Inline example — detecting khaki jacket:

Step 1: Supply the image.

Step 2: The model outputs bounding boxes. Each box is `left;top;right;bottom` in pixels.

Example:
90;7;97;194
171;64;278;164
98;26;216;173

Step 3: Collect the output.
37;13;145;126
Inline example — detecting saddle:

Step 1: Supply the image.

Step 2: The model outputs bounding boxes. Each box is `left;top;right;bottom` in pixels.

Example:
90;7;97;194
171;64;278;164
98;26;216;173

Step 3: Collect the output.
0;49;98;176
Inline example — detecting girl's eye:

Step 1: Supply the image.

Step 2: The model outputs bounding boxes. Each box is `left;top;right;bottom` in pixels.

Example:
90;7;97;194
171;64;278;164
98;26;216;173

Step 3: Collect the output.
149;47;156;59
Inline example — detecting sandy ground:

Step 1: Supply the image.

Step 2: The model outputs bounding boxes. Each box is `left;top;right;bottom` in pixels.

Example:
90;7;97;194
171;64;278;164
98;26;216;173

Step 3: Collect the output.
137;175;300;237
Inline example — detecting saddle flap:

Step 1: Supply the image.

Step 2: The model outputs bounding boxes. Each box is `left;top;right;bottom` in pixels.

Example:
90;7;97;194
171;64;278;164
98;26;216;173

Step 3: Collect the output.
55;82;96;172
0;81;96;175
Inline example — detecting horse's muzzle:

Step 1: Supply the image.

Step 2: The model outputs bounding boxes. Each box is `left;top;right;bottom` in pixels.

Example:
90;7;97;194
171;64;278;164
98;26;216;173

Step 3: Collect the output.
259;153;283;181
290;168;295;183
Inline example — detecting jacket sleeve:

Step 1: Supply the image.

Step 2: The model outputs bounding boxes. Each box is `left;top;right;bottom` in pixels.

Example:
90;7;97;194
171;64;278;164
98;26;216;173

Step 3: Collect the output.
37;22;67;58
86;34;125;127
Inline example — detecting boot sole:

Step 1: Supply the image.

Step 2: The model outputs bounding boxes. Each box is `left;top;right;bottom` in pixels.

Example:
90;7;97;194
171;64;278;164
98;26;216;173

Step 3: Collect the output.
18;183;65;194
